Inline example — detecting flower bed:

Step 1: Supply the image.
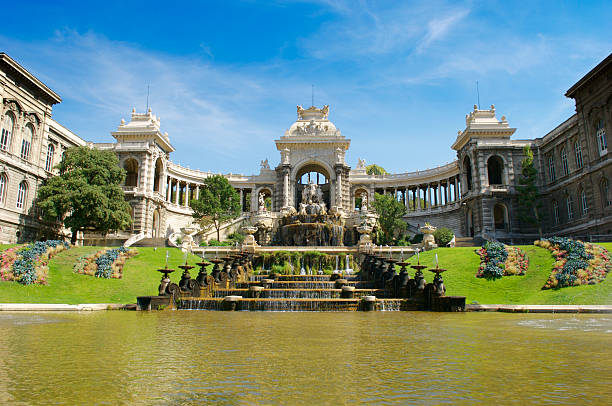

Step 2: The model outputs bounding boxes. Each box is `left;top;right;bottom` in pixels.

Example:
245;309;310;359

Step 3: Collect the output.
476;241;529;279
535;237;611;289
74;247;137;279
0;240;71;285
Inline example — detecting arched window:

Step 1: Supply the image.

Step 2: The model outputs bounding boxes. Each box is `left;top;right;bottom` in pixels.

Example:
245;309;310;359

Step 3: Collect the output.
574;141;583;169
487;155;504;185
20;125;33;160
0;174;6;204
16;181;27;209
580;188;588;215
552;200;559;225
45;144;55;172
1;113;14;151
463;156;472;191
596;119;607;155
124;158;139;187
601;178;611;208
548;155;556;182
566;194;574;220
560;147;568;176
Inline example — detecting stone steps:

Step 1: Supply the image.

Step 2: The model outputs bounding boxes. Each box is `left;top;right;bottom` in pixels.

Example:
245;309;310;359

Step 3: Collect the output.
132;238;168;247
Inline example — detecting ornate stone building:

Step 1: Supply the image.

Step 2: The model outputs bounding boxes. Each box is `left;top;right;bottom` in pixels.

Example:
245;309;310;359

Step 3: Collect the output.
0;51;610;244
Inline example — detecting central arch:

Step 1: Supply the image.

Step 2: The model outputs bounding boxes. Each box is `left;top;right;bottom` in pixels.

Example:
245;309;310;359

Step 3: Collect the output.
294;162;331;209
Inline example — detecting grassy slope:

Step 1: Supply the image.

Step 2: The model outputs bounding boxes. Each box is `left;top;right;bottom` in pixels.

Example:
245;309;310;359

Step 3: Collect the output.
0;243;610;305
407;244;612;305
0;247;204;304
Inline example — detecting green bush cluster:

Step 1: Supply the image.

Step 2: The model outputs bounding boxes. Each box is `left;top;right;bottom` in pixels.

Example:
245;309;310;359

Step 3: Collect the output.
434;227;454;247
257;251;358;274
476;241;508;279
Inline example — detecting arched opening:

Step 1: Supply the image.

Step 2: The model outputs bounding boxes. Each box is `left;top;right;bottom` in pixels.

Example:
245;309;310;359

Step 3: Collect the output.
487;155;504;185
295;163;331;209
152;209;160;238
354;188;368;211
257;188;273;212
124;158;139;187
0;173;6;205
16;181;28;210
600;178;611;208
493;203;507;231
463;156;472;191
153;158;163;192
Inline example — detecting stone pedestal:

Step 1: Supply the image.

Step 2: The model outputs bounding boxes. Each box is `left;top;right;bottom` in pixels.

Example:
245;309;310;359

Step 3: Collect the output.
420;224;438;251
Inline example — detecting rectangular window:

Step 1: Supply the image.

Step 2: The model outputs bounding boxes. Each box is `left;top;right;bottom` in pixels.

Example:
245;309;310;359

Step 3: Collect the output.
45;144;55;172
567;196;574;220
575;141;583;169
20;139;30;160
548;156;556;182
553;201;559;225
597;120;608;155
581;190;588;215
0;129;9;151
561;148;568;176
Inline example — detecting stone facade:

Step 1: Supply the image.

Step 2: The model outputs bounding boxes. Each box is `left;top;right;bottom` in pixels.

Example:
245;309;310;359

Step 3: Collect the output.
0;52;610;244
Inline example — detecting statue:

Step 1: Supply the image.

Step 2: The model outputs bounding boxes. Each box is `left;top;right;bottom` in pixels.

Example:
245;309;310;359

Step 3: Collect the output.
301;181;323;205
361;193;368;212
258;192;266;212
357;158;366;169
260;159;270;170
321;105;329;119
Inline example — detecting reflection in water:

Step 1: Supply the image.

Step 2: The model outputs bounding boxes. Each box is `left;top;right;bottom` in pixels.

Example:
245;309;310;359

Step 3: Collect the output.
0;312;611;405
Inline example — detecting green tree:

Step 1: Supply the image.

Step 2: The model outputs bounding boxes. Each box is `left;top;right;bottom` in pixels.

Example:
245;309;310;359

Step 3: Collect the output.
516;145;543;237
190;175;241;241
36;146;132;244
366;164;388;176
371;192;407;245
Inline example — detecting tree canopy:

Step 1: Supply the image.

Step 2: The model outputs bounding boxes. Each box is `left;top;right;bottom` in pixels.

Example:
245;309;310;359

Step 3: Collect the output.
190;175;241;241
516;145;543;237
366;164;388;176
36;146;132;243
371;192;407;245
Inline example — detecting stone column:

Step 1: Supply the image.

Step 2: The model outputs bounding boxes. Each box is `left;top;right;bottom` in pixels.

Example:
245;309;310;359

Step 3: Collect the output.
174;181;179;205
454;177;458;202
426;185;430;209
239;188;244;212
436;182;441;207
404;187;409;209
196;185;200;201
185;184;190;207
166;177;171;201
446;179;451;204
283;170;289;208
417;187;421;211
336;171;342;208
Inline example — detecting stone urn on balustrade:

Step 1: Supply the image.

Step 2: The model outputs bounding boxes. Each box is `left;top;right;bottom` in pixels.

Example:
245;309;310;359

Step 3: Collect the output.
420;223;438;251
241;226;259;252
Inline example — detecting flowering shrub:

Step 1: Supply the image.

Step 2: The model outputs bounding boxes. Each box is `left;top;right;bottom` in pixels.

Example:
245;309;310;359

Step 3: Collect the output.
74;247;137;279
536;237;611;289
0;240;70;285
476;241;528;279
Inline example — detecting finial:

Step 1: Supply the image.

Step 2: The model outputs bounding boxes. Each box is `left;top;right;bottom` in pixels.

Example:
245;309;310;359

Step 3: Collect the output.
132;108;136;113
120;118;125;125
490;104;495;110
473;104;478;110
457;130;461;135
501;115;506;121
148;107;152;113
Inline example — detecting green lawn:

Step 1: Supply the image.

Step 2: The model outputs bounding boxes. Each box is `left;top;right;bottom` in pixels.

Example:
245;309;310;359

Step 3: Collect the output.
0;247;205;304
406;244;612;305
0;243;610;305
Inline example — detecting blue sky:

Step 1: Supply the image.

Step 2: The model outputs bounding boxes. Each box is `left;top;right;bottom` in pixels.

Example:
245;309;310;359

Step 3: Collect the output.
1;0;610;174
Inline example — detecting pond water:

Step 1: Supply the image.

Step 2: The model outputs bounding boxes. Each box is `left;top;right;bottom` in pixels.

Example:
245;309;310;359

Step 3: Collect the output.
1;311;611;405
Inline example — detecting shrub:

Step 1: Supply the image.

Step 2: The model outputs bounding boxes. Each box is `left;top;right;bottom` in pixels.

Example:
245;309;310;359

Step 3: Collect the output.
227;232;245;243
411;234;424;244
434;227;454;247
476;241;528;280
207;239;232;246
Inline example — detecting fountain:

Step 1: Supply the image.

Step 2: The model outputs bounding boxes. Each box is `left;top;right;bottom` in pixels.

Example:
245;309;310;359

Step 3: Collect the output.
279;182;345;246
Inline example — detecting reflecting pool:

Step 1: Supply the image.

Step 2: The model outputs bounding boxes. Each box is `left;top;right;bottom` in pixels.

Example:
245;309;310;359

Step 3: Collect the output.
1;312;611;405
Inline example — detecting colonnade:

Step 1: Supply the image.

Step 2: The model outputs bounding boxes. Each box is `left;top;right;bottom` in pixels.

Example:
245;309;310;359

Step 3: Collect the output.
164;176;251;212
371;175;461;212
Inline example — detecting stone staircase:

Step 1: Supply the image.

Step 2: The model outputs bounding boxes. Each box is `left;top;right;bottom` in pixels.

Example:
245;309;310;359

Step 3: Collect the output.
454;237;479;247
132;238;168;247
